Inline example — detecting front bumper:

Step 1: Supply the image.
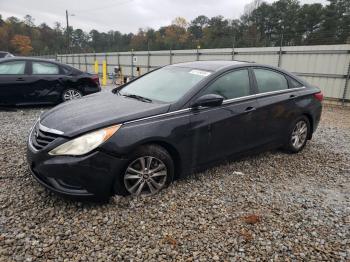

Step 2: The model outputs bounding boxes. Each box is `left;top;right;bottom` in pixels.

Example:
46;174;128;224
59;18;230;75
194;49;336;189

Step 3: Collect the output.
27;141;128;200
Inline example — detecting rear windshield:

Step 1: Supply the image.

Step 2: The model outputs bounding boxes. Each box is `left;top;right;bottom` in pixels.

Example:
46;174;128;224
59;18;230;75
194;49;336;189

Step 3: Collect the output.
119;66;211;103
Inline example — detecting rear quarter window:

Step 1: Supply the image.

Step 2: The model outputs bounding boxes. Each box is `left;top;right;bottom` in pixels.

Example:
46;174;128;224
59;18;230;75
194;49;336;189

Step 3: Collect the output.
253;68;289;93
62;65;82;76
32;62;59;75
288;76;303;88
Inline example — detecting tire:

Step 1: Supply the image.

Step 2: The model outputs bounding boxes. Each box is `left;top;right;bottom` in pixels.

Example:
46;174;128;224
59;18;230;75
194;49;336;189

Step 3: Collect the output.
114;144;174;196
61;88;83;102
283;116;311;154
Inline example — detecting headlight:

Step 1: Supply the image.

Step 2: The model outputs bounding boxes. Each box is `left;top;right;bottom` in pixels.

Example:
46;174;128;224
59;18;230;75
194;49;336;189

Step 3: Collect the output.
49;125;121;156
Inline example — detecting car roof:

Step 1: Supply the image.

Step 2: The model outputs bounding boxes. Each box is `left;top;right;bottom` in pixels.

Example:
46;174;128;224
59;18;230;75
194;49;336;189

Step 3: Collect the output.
0;56;59;64
0;57;85;73
169;60;253;71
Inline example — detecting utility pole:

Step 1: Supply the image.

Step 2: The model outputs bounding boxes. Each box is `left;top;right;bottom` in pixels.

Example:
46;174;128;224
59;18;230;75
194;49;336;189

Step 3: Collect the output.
66;10;70;53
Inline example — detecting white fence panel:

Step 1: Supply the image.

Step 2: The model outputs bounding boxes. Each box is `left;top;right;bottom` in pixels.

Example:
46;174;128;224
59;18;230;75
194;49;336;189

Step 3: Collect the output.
56;44;350;101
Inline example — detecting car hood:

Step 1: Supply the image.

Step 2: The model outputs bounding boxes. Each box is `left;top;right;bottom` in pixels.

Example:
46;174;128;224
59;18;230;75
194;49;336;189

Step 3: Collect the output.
40;91;170;137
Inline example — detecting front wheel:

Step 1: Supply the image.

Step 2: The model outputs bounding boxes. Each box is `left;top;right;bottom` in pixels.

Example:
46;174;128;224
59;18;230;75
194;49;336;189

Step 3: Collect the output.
283;116;310;153
114;145;174;196
62;88;83;102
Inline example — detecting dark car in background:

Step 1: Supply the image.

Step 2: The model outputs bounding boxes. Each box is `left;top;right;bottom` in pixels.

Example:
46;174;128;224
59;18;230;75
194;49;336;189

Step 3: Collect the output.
0;57;101;105
0;51;14;59
27;61;323;200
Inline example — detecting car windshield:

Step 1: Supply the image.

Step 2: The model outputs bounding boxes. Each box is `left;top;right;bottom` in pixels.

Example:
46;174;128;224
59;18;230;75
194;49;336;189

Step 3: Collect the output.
118;66;211;103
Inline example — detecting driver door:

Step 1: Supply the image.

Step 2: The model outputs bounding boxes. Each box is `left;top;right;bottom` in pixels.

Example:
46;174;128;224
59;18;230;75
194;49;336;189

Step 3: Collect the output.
189;68;260;167
25;61;64;103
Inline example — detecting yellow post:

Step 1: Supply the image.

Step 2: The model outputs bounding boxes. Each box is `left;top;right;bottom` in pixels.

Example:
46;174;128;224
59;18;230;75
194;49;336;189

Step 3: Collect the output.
94;60;99;74
102;60;107;86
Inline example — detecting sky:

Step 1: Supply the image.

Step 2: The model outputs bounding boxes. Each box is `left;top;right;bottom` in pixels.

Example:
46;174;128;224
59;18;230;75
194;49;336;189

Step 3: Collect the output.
0;0;328;33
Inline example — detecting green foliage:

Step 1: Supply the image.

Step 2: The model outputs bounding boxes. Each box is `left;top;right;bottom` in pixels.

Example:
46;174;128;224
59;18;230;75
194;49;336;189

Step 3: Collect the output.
0;0;348;55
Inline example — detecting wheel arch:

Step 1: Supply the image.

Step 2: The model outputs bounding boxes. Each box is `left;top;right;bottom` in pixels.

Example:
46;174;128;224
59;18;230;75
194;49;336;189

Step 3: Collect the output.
137;140;182;180
302;112;314;140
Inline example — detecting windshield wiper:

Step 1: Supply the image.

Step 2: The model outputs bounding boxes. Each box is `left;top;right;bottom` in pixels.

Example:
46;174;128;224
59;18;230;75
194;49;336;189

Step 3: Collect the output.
122;93;152;103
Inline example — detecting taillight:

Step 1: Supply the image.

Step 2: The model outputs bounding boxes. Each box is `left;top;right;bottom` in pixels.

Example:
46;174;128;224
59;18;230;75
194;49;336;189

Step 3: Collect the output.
313;92;323;102
91;74;100;85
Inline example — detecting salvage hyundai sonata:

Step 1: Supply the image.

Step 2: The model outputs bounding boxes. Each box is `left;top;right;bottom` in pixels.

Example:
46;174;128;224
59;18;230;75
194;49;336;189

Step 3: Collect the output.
27;61;323;200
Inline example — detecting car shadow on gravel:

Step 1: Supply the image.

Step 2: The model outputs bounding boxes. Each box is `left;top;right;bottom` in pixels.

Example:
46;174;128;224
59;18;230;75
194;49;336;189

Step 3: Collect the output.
27;144;305;209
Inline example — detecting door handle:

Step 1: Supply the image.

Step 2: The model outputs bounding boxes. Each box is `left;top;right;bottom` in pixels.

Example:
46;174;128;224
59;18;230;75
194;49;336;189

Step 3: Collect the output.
16;77;25;82
244;106;256;113
289;94;298;99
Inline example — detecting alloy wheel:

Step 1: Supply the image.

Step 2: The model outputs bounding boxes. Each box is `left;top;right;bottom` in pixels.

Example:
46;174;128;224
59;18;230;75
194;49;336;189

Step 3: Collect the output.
63;89;82;101
291;120;308;150
124;156;168;196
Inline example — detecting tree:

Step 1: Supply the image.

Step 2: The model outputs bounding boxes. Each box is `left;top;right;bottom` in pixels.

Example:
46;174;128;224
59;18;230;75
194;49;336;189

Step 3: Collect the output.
145;28;157;50
71;28;90;52
243;2;275;46
163;24;189;49
296;4;324;44
24;15;35;27
271;0;301;45
0;0;349;55
172;17;188;29
130;29;148;50
10;34;33;55
202;16;232;48
319;0;350;44
244;0;264;17
0;25;9;50
189;15;209;40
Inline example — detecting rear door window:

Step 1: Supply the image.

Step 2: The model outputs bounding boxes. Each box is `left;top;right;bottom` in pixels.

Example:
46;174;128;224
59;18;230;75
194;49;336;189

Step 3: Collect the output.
202;69;251;100
253;68;288;93
0;61;26;75
32;62;59;75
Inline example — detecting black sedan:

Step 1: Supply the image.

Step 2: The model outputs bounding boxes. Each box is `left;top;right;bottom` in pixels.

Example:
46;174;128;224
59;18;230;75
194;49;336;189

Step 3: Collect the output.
27;61;323;200
0;57;101;105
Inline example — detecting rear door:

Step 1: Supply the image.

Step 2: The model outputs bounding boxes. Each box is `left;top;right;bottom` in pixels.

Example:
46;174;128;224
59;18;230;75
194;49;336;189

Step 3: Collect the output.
190;68;260;167
252;67;302;145
0;60;29;105
26;61;65;103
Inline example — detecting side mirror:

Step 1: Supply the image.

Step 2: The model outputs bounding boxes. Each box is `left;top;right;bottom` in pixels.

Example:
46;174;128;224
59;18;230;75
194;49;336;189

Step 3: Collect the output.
191;94;224;108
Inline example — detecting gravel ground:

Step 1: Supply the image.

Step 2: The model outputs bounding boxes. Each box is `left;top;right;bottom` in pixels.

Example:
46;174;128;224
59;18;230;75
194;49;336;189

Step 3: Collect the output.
0;104;349;261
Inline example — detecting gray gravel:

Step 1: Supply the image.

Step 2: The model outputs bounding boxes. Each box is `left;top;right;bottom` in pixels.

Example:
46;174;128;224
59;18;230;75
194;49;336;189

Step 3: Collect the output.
1;105;350;261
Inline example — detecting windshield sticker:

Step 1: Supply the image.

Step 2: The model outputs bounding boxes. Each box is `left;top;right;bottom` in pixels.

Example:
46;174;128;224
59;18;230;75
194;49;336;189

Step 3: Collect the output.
189;70;211;77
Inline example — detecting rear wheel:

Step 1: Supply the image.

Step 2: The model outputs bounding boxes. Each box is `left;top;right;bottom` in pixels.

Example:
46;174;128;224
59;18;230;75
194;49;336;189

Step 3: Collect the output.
62;88;82;102
283;116;310;153
115;145;174;196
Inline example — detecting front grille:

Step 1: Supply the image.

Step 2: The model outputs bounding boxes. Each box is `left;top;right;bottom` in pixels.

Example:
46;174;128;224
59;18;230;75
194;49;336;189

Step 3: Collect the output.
31;124;60;150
